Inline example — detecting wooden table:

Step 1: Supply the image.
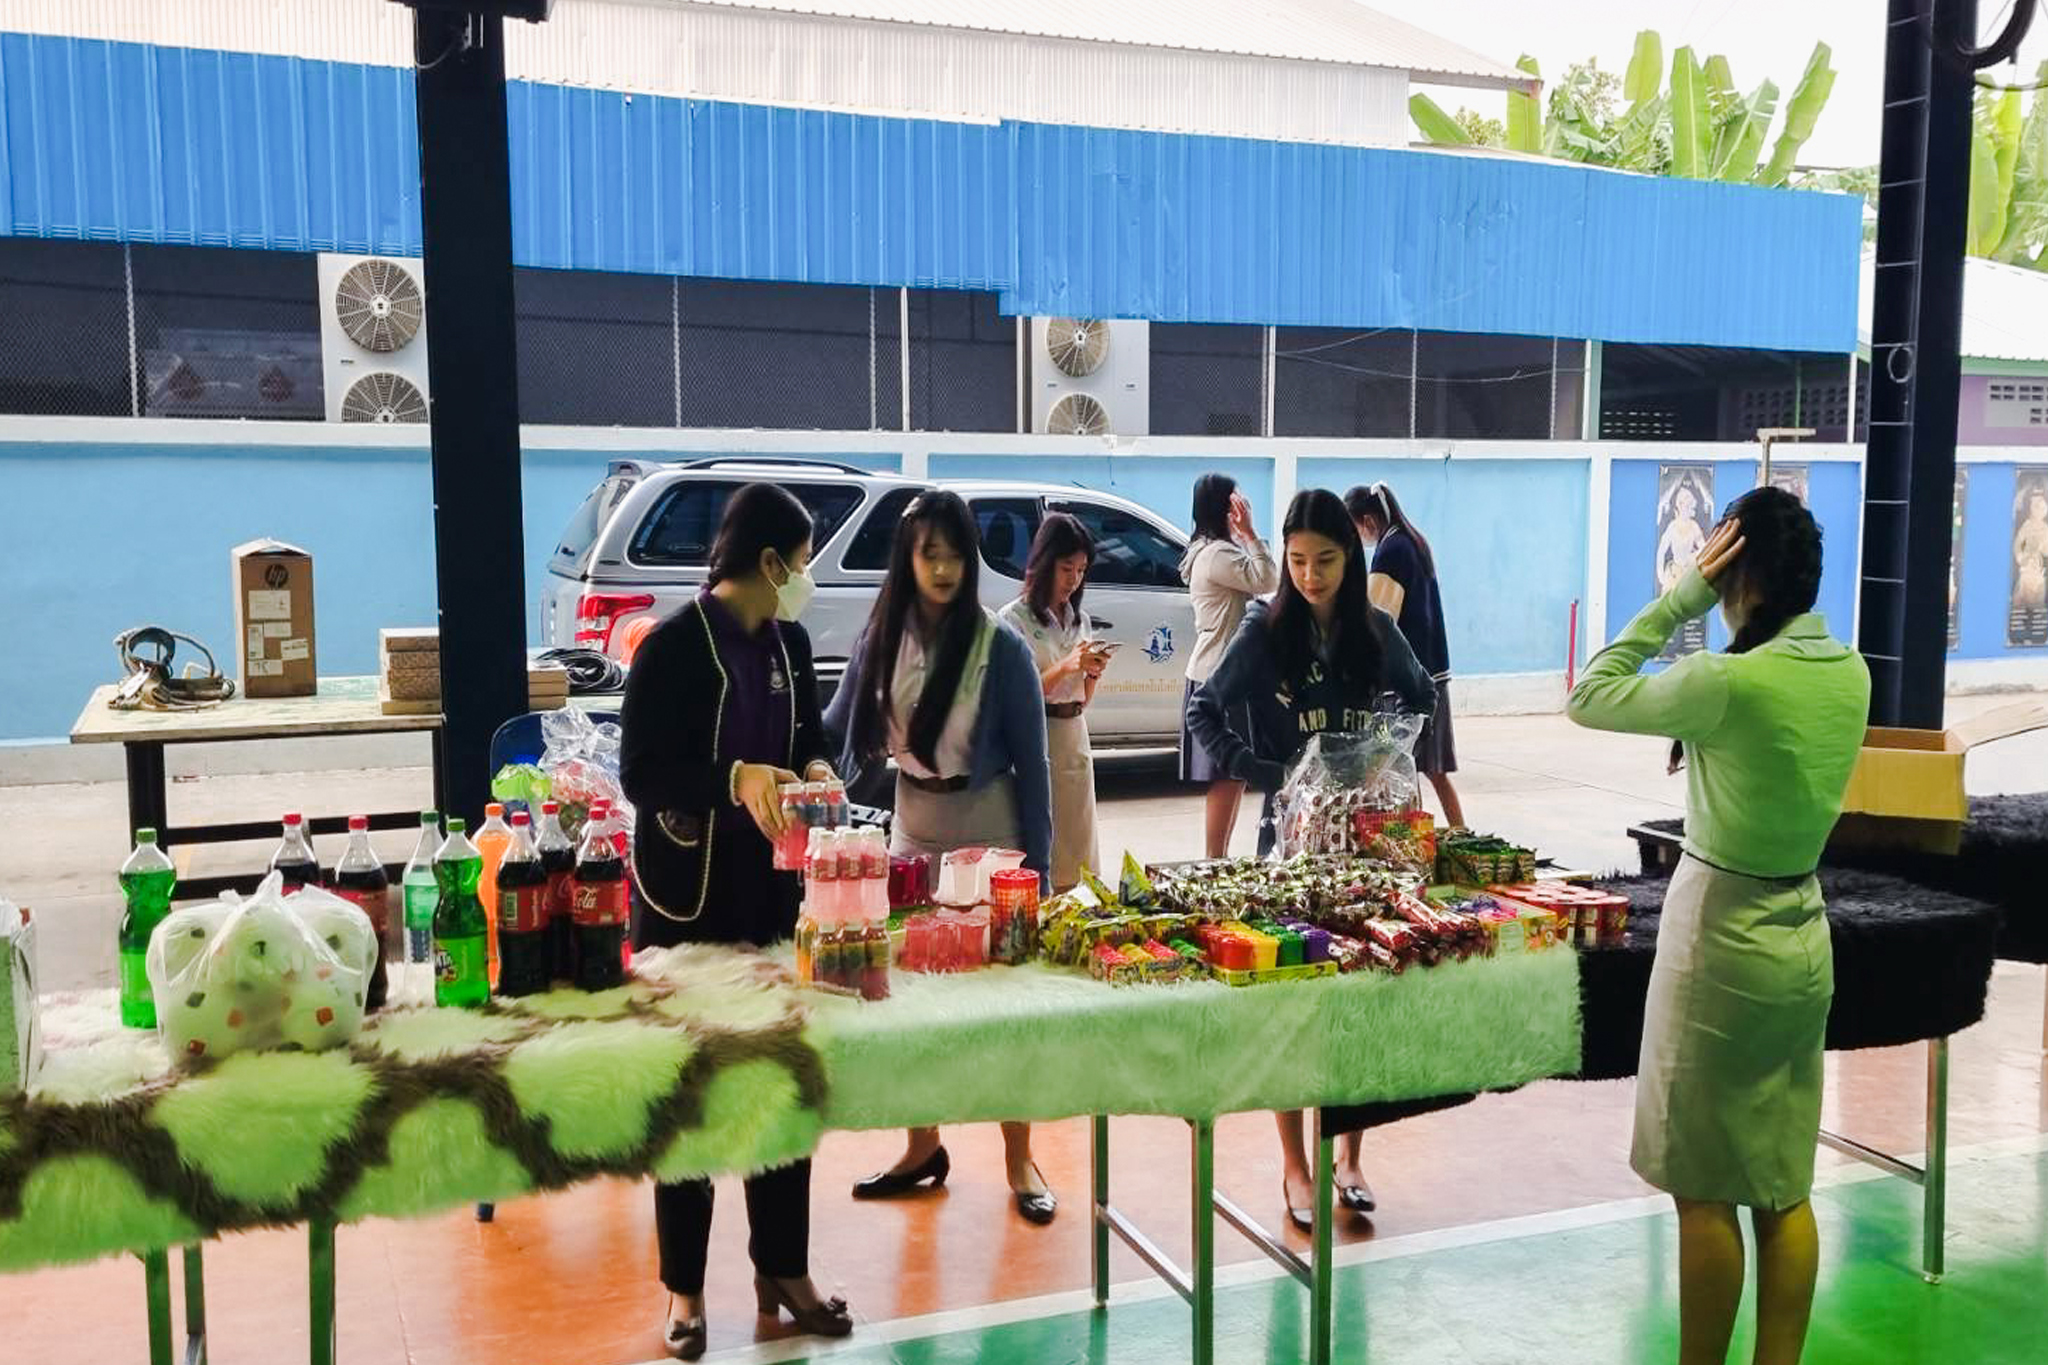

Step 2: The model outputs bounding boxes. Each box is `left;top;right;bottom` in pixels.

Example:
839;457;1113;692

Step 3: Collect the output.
69;676;445;899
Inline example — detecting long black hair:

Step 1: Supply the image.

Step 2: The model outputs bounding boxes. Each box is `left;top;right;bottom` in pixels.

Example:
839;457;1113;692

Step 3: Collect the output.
1190;473;1237;543
1669;485;1824;769
848;489;984;771
1343;482;1436;576
1023;511;1094;624
1267;488;1383;688
706;483;813;586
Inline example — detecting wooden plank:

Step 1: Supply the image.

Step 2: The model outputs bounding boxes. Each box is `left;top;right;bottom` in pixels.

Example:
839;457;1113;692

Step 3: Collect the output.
70;676;443;745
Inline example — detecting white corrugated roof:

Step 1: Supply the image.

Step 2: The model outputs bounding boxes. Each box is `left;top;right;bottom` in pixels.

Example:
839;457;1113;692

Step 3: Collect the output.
672;0;1533;87
1860;250;2048;367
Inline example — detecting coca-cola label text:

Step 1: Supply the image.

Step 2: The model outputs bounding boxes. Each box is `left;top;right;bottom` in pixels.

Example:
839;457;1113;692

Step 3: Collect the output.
571;879;628;927
333;886;390;934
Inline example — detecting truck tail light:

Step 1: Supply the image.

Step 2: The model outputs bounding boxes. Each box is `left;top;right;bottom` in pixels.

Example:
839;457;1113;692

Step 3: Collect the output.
574;592;655;653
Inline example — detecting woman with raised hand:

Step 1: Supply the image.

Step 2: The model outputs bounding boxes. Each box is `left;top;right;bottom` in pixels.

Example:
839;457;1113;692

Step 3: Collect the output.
1568;487;1869;1365
1178;473;1280;857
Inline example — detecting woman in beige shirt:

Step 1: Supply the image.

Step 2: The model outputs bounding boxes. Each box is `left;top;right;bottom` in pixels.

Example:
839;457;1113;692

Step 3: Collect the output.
1176;473;1279;857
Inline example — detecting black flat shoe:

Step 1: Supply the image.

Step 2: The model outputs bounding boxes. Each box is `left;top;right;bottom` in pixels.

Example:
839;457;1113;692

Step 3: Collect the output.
851;1144;950;1200
1012;1161;1057;1225
1339;1180;1376;1215
662;1315;706;1361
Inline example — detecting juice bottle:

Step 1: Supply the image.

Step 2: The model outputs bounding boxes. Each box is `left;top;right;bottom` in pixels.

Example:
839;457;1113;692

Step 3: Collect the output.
473;803;512;986
117;829;176;1028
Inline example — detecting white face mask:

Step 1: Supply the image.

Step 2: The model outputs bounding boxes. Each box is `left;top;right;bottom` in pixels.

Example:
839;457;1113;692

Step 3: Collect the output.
772;556;817;622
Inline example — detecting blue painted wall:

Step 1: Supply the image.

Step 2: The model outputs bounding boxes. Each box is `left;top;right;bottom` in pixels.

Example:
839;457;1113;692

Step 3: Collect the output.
1296;455;1590;677
1602;458;1862;658
0;440;902;743
0;31;1861;348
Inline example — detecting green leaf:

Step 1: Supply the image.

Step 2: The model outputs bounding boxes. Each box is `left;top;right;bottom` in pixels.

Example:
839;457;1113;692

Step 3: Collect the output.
1712;80;1779;181
1968;119;2005;257
1508;54;1543;153
1409;92;1474;146
1668;46;1709;178
1703;54;1735;104
1759;42;1836;186
1993;86;2024;202
1624;30;1663;110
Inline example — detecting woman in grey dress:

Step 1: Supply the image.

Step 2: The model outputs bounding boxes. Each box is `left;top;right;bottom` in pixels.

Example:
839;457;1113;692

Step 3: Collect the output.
1567;489;1870;1365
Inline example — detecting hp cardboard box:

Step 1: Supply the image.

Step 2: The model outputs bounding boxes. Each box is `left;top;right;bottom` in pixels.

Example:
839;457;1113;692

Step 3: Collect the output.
1834;701;2048;854
232;539;317;698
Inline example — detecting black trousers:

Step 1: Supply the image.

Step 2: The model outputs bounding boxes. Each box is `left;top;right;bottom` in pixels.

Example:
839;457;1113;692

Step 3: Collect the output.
655;1159;812;1295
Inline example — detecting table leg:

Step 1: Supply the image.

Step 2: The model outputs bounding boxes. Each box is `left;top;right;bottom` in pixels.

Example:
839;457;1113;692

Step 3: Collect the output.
308;1218;337;1365
1092;1114;1111;1309
1311;1114;1334;1365
125;741;169;837
182;1244;208;1365
142;1248;174;1365
1190;1119;1214;1365
1924;1038;1949;1284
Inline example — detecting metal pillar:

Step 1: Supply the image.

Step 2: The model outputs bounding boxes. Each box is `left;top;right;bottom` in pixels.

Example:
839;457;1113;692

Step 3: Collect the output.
1091;1115;1219;1364
308;1219;337;1365
1817;1036;1950;1283
1861;0;2033;726
410;8;531;825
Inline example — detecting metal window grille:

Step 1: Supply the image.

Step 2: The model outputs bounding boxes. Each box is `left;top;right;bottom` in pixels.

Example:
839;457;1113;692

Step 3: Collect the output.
1272;326;1412;437
906;289;1013;433
1150;323;1263;436
0;239;134;417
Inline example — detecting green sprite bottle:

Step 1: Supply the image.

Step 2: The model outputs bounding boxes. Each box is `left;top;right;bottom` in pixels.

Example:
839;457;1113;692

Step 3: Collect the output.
432;817;490;1008
117;828;177;1028
400;811;442;1006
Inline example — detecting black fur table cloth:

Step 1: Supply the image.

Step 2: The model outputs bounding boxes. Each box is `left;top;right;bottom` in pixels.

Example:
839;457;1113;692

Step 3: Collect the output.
1574;869;2002;1082
1634;796;2048;964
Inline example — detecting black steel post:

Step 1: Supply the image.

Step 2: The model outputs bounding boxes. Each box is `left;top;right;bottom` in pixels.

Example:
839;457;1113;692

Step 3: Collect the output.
410;11;529;824
1859;0;1976;729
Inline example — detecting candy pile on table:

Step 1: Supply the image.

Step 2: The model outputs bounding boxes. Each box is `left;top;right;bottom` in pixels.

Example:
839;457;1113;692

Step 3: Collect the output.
1434;831;1538;887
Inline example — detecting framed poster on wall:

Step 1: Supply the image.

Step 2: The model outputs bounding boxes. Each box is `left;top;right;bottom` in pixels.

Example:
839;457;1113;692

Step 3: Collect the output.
2014;467;2048;648
1656;464;1715;660
1950;468;1968;651
1767;463;1810;505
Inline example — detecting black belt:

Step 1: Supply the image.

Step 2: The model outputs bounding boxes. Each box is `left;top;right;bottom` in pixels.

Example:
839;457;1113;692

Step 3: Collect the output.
901;772;972;795
1045;701;1085;720
1682;850;1816;887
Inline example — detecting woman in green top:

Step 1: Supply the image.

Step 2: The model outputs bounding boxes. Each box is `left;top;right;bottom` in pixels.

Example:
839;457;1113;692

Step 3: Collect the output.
1567;488;1870;1365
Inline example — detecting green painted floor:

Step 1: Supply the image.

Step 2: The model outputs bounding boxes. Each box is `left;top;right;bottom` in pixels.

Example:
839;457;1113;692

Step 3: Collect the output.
732;1143;2048;1364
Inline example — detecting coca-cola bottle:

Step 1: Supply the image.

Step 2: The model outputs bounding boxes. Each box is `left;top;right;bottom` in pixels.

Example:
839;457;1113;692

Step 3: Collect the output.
330;815;391;1011
269;812;322;892
494;812;551;997
570;802;627;992
535;801;577;984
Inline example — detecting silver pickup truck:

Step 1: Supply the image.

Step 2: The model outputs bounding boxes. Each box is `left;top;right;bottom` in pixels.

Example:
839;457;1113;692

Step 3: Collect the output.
541;458;1198;747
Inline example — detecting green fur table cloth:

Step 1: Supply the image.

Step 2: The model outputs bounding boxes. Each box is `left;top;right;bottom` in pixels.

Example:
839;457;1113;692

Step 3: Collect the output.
0;947;824;1273
809;951;1582;1130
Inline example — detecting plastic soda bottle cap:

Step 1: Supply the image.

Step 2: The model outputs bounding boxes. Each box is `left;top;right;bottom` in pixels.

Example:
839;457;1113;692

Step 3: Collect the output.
542;801;558;814
511;812;531;826
136;828;158;843
448;817;468;833
348;816;368;831
486;802;504;816
283;812;304;826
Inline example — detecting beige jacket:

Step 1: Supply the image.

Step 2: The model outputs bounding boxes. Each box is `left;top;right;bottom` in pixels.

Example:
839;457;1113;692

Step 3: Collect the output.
1178;535;1280;683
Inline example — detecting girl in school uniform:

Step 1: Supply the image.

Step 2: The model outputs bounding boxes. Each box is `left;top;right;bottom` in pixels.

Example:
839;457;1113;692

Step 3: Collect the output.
826;490;1059;1224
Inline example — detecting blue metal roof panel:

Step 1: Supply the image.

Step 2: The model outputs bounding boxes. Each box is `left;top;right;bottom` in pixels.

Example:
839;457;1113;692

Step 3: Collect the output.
1;32;1860;350
1003;124;1862;350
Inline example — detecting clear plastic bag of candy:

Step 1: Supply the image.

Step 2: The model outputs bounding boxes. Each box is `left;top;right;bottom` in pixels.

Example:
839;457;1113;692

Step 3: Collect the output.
539;708;631;842
1269;714;1428;859
146;873;378;1067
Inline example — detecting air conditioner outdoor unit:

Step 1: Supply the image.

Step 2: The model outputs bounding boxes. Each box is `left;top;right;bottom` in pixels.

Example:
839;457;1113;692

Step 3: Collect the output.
1031;318;1149;437
317;253;431;423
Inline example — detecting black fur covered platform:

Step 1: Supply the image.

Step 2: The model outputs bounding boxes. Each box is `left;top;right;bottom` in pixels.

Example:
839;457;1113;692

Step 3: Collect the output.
1574;868;2003;1082
1635;795;2048;964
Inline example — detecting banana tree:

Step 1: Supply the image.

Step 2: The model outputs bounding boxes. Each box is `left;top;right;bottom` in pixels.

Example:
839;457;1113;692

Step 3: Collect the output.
1410;29;1836;191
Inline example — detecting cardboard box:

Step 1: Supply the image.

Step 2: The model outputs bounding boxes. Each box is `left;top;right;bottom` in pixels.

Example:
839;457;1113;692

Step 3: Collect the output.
1834;701;2048;854
232;539;316;697
0;901;40;1096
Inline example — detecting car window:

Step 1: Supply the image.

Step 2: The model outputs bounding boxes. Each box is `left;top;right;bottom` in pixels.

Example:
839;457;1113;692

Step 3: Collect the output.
1051;500;1185;589
971;497;1042;581
630;481;862;567
842;487;928;571
553;471;638;571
